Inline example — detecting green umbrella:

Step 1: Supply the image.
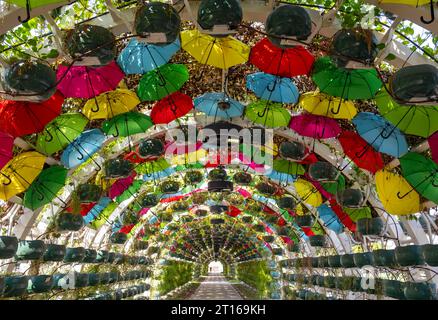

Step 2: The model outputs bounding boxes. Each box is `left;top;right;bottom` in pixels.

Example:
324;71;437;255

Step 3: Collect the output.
399;152;438;204
374;90;438;138
245;100;291;128
320;174;345;195
23;165;68;210
312;56;382;100
272;159;305;175
36;113;89;156
6;0;65;8
343;207;372;222
137;64;189;101
102;112;153;137
135;158;171;176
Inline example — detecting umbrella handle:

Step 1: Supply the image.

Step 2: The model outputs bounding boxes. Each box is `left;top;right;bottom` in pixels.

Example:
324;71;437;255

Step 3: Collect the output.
91;102;100;113
257;107;268;118
267;81;277;93
380;128;393;139
420;0;435;24
330;100;342;115
396;190;412;199
18;0;31;23
112;123;120;138
35;187;46;201
355;145;369;159
0;172;11;186
157;71;167;87
44;129;54;142
76;148;85;161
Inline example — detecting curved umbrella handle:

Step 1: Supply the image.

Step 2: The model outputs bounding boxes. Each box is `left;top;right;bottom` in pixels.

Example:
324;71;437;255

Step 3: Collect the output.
330;100;342;115
170;101;178;113
257;107;268;118
157;71;167;87
35;187;46;201
112;122;120;138
396;190;411;199
420;0;435;24
18;0;31;23
76;147;85;161
267;80;277;93
0;172;12;186
44;129;54;142
380;127;393;139
355;145;369;159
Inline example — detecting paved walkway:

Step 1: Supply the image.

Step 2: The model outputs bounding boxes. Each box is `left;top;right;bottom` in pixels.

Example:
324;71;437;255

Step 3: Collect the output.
189;274;244;300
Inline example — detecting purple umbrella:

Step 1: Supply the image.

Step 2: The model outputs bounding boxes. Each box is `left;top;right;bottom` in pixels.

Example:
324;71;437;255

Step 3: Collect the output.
429;131;438;164
290;114;341;139
108;172;136;200
0;132;14;170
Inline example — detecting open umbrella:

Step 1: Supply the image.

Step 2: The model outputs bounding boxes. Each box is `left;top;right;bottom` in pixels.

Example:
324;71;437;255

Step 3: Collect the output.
0;132;14;170
245;100;291;128
246;72;299;104
56;61;124;99
266;169;297;185
429;131;438;164
294;178;323;207
317;204;343;234
0;151;46;201
290;114;341;139
0;91;63;137
273;159;305;176
108;172;136;200
23;165;68;210
194;92;244;119
150;92;193;124
117;38;180;74
249;38;314;77
36;113;89;156
299;92;357;120
352;112;408;158
102;112;153;137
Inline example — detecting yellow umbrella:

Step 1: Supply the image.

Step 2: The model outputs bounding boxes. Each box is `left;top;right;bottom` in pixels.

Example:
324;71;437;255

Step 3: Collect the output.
169;149;208;166
375;170;420;215
379;0;430;6
0;152;46;200
294;178;323;208
299;92;357;120
181;29;250;69
82;89;140;120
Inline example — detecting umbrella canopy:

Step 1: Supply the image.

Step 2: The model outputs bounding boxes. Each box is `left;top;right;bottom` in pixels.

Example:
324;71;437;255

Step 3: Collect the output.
0;151;46;201
312;57;382;100
60;129;106;169
299;92;357;120
137;64;189;101
375;170;420;215
5;0;65;8
36;113;89;156
23;165;68;210
181;29;250;69
246;72;299;104
272;159;305;175
294;178;323;207
0;132;14;170
56;61;124;99
379;0;430;5
102;112;153;137
317;204;343;234
429;131;438;164
249;38;314;77
352;112;408;158
290;114;341;139
150;92;194;124
194;92;244;119
117;38;180;74
0;91;63;137
108;173;136;200
82;89;140;120
399;152;438;204
245;101;291;128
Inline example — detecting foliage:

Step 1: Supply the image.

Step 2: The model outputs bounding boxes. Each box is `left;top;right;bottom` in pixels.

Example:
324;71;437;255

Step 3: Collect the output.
236;260;273;299
158;260;194;295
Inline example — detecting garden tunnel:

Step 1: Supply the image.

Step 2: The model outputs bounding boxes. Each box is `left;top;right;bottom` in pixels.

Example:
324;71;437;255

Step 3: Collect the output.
0;0;437;301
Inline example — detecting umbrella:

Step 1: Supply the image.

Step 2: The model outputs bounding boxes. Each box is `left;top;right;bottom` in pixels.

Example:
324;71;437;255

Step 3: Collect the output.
312;57;382;100
60;129;106;169
343;207;372;222
317;204;343;234
429;131;438;164
82;89;140;120
194;92;244;119
181;29;250;69
266;169;297;185
375;170;420;215
290;114;341;139
0;132;14;170
150;92;193;124
399;152;438;204
0;151;46;200
246;72;299;104
374;90;438;138
23;165;68;210
102;112;153;137
56;61;124;99
169;149;208;166
117;38;180;75
137;64;189;101
249;38;314;77
36;113;89;156
0;91;63;137
108;172;136;200
352;112;408;158
245;101;291;128
5;0;66;8
273;159;305;175
298;92;357;120
294;178;323;207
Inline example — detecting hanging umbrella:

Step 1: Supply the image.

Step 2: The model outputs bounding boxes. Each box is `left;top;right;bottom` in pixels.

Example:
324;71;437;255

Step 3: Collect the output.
429;131;438;164
60;129;106;169
317;204;343;234
294;178;323;207
375;170;420;215
249;38;314;77
117;38;180;74
399;152;438;204
169;149;208;166
6;1;68;8
194;92;244;119
266;169;297;185
22;165;68;210
272;159;305;175
56;61;125;99
0;132;14;170
312;57;382;100
245;100;291;128
0;91;64;137
352;112;408;158
150;92;193;124
246;72;299;104
299;92;357;120
82;89;140;120
0;151;46;201
374;90;438;138
102;112;153;137
290;114;341;139
108;172;136;200
36;113;89;156
181;29;250;69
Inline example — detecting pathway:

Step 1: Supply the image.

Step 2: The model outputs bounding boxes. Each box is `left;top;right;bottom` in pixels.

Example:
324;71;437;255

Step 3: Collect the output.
188;274;244;300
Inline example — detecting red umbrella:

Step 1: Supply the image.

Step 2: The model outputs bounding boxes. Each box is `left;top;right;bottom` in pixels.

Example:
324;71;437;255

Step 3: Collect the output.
0;132;14;170
0;91;63;137
124;151;149;164
66;202;97;216
328;199;356;232
249;38;315;77
429;131;438;164
338;130;384;174
290;114;341;139
150;92;193;124
226;206;241;217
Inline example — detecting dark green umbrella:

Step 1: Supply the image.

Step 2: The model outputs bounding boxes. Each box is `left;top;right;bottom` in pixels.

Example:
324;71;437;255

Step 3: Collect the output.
102;112;153;137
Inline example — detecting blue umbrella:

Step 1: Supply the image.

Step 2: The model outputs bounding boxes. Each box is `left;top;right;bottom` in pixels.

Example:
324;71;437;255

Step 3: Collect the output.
266;169;297;185
117;38;180;75
352;112;408;158
84;197;112;224
194;92;244;119
61;129;106;169
142;167;175;182
317;204;343;234
246;72;299;104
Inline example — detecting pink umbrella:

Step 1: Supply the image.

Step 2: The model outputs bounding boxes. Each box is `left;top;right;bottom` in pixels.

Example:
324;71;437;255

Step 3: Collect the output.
0;132;14;170
56;61;125;99
290;113;341;139
429;131;438;164
108;172;136;199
